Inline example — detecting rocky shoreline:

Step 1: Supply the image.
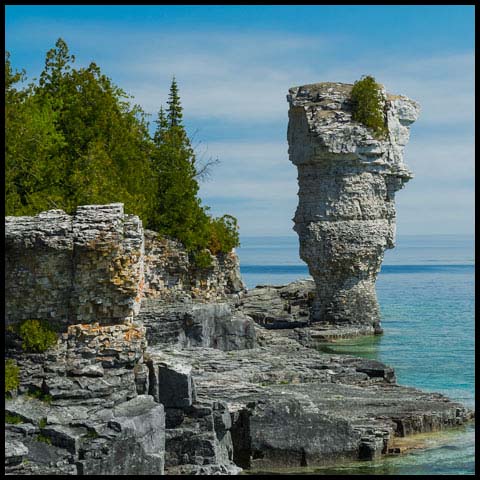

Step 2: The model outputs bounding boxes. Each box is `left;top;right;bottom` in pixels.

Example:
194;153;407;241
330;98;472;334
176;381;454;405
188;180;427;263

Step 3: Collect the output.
5;273;474;475
5;81;473;475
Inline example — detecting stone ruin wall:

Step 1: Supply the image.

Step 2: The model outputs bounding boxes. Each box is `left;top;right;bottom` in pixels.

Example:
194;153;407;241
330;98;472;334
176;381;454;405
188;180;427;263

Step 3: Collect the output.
287;82;419;332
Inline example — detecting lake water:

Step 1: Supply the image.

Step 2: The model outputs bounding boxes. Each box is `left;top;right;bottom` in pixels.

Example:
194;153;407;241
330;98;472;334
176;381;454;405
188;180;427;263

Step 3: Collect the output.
236;234;475;475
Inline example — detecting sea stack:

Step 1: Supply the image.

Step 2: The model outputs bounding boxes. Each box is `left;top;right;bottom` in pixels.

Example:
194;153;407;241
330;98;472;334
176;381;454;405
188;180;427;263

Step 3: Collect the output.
287;82;419;333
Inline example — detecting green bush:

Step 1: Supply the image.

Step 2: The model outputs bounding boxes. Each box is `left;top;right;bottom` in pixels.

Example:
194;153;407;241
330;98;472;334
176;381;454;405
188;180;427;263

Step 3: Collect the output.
350;75;387;139
18;319;58;353
5;359;20;395
5;412;23;424
207;215;240;256
192;249;213;269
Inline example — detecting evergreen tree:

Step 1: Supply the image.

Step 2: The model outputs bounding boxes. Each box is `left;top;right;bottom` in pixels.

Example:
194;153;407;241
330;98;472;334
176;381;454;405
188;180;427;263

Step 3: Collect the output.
5;51;66;215
149;78;210;255
166;76;183;127
6;39;156;220
153;106;168;146
6;42;240;261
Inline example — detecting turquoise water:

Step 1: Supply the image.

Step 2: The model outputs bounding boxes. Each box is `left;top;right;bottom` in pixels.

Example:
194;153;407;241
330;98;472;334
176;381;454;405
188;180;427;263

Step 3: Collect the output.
236;235;475;475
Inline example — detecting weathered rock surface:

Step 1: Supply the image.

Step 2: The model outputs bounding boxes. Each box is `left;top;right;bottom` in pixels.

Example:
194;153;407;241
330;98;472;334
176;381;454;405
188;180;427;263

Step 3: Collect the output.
150;329;473;470
287;82;420;331
139;299;256;351
5;201;474;476
238;280;314;329
5;204;249;476
5;205;245;331
5;203;145;327
5;321;167;475
236;279;376;341
143;229;245;302
5;395;166;475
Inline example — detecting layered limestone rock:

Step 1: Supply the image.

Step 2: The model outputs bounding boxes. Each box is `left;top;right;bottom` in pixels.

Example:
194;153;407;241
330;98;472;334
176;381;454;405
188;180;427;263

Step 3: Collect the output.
5;204;248;475
287;82;420;331
5;203;145;327
5;204;245;331
144;230;245;302
150;330;473;471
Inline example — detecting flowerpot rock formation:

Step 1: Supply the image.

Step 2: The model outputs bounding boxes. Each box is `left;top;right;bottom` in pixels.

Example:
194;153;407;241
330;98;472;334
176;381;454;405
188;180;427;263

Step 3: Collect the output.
287;82;419;333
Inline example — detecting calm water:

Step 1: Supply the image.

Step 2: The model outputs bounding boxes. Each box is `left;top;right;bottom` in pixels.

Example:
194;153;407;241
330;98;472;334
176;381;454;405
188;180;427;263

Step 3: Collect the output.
236;235;475;475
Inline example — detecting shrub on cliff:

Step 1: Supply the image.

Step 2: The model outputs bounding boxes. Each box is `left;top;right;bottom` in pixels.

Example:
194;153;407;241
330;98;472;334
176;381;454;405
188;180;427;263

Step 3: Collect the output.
18;319;58;353
350;75;387;139
5;359;20;395
207;215;240;255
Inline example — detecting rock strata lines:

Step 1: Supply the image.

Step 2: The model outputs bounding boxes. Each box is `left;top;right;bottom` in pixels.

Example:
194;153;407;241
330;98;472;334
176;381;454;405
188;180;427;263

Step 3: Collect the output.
287;82;419;332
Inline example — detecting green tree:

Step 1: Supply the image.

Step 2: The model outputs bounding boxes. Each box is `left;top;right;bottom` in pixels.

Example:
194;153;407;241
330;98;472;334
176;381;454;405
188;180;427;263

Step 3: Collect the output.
166;76;183;127
6;41;240;262
149;78;240;263
350;75;387;139
5;51;66;215
149;78;211;256
25;39;154;221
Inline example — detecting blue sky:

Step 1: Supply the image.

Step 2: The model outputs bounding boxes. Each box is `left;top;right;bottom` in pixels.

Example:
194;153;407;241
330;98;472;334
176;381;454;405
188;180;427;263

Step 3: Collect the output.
6;5;475;238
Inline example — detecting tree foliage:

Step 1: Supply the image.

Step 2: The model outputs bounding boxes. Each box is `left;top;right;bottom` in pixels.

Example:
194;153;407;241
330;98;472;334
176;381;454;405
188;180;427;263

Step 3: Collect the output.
148;78;239;265
5;39;240;263
350;75;387;139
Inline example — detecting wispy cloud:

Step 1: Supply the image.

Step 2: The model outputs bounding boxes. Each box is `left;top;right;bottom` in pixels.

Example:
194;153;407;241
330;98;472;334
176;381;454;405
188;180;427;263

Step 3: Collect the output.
6;15;474;236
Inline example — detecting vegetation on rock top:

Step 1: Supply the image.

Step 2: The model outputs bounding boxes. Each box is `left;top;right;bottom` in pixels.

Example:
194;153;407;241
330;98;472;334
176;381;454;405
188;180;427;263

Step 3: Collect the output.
350;75;388;139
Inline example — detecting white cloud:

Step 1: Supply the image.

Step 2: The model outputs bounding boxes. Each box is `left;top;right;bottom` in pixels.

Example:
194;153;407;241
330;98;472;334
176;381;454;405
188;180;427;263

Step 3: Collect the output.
6;17;474;235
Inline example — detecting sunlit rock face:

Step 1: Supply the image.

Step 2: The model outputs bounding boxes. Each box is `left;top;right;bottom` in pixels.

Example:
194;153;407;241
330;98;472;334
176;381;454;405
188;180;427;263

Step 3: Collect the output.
287;82;419;332
5;203;145;328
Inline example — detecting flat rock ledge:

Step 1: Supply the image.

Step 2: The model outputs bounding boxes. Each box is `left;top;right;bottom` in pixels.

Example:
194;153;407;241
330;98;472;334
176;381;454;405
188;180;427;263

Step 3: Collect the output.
146;326;474;471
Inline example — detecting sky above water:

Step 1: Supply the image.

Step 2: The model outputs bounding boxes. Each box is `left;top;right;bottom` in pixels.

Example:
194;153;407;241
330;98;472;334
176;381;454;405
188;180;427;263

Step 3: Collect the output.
5;5;475;236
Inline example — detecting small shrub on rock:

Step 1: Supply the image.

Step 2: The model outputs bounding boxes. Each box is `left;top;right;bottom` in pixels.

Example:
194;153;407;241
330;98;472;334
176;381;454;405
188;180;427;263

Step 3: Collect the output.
5;359;20;395
5;412;23;424
192;249;214;269
18;319;58;353
207;215;240;255
350;75;387;139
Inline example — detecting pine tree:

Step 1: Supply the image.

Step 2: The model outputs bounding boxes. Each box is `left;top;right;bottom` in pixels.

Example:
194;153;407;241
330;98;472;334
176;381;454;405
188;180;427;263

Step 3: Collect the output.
166;76;183;127
149;79;210;258
153;106;168;146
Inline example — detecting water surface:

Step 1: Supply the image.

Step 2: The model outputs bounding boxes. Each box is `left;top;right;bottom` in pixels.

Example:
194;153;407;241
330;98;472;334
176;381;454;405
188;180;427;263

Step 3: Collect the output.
237;234;475;475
